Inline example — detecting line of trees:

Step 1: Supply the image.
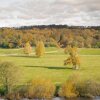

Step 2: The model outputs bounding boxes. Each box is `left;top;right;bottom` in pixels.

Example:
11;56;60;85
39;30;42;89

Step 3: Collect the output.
0;26;100;48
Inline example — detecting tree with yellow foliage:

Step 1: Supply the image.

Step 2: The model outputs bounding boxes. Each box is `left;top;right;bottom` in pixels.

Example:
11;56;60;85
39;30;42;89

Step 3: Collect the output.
35;40;45;57
59;74;79;98
59;79;78;98
27;79;55;99
64;44;80;70
24;42;32;55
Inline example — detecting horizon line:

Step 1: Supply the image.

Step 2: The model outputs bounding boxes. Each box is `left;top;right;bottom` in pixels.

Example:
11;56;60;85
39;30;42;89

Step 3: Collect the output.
0;24;100;28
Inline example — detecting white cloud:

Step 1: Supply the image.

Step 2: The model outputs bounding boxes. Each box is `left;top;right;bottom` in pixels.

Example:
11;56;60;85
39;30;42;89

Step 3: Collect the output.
0;0;100;27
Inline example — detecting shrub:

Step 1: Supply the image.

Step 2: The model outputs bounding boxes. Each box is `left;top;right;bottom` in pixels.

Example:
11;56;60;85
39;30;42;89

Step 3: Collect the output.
27;79;55;99
0;86;6;96
59;74;79;98
55;85;60;97
14;85;28;98
6;92;21;100
76;80;100;98
95;42;100;48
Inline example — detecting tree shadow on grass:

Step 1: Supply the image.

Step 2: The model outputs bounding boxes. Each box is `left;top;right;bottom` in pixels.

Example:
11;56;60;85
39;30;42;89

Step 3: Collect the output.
24;65;72;70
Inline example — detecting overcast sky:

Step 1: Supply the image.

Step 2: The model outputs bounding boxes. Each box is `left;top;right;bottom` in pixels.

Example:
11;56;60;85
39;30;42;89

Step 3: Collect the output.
0;0;100;27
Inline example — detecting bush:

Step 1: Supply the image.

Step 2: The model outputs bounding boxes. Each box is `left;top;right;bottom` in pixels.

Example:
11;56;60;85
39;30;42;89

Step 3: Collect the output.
59;74;79;98
59;80;78;98
58;74;100;98
27;79;55;99
95;42;100;48
0;86;6;96
6;92;21;100
76;80;100;98
13;85;28;99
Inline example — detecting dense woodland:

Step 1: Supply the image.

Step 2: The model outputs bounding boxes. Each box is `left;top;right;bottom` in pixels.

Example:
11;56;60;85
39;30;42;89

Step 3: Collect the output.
0;25;100;48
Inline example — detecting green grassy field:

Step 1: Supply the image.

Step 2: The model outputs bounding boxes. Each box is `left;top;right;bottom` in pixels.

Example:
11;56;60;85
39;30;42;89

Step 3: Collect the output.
0;47;100;85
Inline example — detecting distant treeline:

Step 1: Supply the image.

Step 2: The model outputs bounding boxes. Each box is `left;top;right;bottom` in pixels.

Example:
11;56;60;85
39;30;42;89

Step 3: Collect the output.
0;25;100;48
16;25;100;30
1;25;100;30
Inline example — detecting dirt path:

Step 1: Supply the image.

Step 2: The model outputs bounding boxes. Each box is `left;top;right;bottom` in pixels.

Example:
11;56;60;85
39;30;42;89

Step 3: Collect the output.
0;51;58;56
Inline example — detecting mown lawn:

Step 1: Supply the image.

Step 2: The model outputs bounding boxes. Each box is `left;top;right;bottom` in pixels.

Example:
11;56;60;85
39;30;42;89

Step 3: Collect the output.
0;47;100;85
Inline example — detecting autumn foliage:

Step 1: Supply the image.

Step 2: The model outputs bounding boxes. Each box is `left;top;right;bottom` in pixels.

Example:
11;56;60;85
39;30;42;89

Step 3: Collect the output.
27;79;55;99
59;75;79;98
35;40;45;57
23;42;32;55
64;45;80;69
0;26;100;48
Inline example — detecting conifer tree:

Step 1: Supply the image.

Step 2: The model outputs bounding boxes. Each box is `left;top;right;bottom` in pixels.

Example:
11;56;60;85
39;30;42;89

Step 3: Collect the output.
24;42;32;55
35;40;45;57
